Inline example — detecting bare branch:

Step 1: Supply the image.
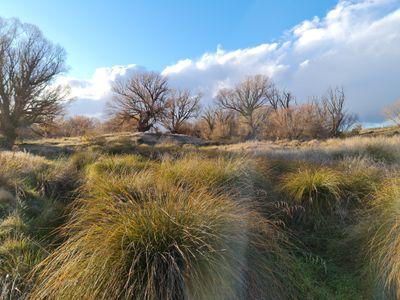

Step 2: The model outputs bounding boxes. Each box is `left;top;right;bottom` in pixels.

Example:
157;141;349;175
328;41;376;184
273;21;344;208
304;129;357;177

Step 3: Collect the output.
383;99;400;126
161;89;201;134
0;18;67;148
108;71;169;132
216;74;272;137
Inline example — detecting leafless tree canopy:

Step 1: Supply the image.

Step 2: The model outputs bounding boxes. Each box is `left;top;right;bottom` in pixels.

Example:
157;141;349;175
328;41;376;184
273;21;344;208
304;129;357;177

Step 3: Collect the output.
161;89;201;134
320;87;357;136
109;72;169;132
62;116;99;137
0;18;67;148
216;75;272;137
383;99;400;126
268;86;295;110
201;106;218;136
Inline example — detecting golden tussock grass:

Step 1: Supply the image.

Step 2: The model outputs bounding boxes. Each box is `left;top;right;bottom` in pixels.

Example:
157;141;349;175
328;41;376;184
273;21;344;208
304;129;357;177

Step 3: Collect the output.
30;154;298;300
352;178;400;299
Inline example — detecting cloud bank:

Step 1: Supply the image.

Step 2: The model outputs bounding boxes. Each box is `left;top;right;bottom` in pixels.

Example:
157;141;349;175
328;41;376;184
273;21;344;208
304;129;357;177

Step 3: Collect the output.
64;0;400;122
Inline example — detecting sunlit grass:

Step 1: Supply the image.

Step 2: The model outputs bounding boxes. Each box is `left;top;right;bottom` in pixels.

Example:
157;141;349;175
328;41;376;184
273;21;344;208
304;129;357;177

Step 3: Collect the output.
352;178;400;299
0;132;398;299
282;166;342;218
31;155;297;299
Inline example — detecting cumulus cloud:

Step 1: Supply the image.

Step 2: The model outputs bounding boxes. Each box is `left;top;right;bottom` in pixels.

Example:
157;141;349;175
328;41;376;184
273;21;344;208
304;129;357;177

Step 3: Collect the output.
65;0;400;122
60;64;144;118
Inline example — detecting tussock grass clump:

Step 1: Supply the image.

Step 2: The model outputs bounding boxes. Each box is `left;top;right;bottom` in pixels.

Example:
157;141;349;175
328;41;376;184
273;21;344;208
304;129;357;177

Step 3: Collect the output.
282;166;342;218
31;156;298;300
86;154;248;196
0;213;27;240
0;188;16;217
0;236;43;276
38;151;99;202
89;154;153;176
0;151;49;180
354;178;400;299
341;168;382;206
158;154;247;191
0;235;44;299
364;144;398;164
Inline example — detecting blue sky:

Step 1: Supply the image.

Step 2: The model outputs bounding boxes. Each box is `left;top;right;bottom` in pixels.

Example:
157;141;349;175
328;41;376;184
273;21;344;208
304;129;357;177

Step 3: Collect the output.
1;0;337;78
1;0;400;122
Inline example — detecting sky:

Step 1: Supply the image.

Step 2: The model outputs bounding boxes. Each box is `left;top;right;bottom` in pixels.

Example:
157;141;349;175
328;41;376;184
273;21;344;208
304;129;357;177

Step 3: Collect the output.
1;0;400;124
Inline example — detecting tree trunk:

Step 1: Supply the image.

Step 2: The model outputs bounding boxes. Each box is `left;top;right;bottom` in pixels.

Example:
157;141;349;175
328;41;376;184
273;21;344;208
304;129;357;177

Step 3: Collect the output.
137;121;152;132
247;114;257;139
1;126;17;149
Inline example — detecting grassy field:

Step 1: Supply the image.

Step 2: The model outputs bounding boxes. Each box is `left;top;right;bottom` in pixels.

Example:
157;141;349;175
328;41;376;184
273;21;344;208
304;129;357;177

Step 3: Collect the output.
0;132;399;299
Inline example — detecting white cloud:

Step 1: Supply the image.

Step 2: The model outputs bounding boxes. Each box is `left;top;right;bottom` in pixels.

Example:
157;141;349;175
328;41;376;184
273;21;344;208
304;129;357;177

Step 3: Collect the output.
61;64;145;118
65;0;400;122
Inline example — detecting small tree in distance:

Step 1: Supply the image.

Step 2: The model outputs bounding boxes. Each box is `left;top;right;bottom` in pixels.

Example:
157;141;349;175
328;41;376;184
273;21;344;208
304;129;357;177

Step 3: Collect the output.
200;106;218;138
62;116;99;137
216;75;272;138
109;72;169;132
320;87;357;137
162;89;201;134
0;18;68;148
383;99;400;126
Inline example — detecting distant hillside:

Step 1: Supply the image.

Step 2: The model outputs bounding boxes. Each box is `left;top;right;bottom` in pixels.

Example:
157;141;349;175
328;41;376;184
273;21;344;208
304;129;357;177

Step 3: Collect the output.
359;125;400;137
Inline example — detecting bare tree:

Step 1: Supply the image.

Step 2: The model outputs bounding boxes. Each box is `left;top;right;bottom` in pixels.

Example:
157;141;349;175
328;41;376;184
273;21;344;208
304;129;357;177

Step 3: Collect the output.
383;99;400;126
201;106;218;137
102;115;139;133
162;89;201;134
0;18;67;148
62;116;99;137
216;75;272;137
109;72;169;132
267;85;295;110
320;87;357;137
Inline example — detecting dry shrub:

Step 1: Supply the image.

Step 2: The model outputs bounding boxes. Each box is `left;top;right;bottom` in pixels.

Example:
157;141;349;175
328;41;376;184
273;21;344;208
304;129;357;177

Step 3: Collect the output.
267;108;303;140
261;104;331;140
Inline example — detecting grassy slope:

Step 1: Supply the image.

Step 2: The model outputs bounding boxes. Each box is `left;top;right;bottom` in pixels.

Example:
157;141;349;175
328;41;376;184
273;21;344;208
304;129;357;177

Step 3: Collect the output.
0;131;399;298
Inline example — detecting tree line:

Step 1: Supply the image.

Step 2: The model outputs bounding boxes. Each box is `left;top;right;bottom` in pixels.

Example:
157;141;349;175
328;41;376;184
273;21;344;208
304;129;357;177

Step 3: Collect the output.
5;17;399;149
26;71;357;143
